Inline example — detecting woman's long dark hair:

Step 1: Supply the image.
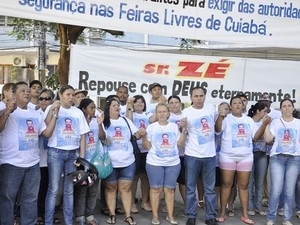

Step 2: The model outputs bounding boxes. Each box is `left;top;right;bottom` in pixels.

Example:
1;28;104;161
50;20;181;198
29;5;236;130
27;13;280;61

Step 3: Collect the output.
103;98;120;129
247;102;268;118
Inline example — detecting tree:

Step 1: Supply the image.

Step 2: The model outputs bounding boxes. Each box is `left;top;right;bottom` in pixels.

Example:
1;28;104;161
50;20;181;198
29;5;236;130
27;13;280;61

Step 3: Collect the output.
9;18;123;86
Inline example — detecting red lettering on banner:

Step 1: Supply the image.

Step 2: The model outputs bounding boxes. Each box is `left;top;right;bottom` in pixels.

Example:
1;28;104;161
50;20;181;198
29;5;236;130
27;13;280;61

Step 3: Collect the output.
177;62;204;77
176;60;230;79
205;59;230;78
143;64;169;75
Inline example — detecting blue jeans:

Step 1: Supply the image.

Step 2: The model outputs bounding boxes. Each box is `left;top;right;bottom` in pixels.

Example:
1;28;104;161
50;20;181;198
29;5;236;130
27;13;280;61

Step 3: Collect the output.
185;155;217;221
267;154;300;222
74;179;99;220
295;174;300;212
248;151;268;210
45;148;77;225
0;163;40;225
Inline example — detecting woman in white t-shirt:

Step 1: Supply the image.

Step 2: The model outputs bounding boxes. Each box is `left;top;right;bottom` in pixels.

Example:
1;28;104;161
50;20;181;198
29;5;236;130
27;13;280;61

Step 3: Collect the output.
168;95;187;205
264;98;300;225
74;98;106;225
126;95;156;213
44;85;90;225
215;96;259;225
247;102;271;216
142;102;187;225
103;98;143;225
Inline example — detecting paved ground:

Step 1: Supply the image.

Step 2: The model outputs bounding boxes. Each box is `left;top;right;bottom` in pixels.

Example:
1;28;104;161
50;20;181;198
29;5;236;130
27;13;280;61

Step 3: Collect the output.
66;182;299;225
15;182;299;225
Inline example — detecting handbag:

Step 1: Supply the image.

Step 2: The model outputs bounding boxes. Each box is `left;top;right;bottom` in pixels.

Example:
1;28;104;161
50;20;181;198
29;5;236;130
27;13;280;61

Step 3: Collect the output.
90;139;113;179
122;117;141;155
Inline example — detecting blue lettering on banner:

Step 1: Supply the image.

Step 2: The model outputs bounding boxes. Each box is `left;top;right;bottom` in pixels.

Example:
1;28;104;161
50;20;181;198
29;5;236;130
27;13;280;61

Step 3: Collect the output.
119;3;159;23
163;9;202;28
19;0;86;13
90;4;114;17
224;16;267;35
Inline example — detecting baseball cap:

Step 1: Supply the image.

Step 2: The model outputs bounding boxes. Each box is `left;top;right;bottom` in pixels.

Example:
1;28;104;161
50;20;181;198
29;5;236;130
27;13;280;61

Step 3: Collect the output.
258;93;272;103
148;82;162;92
74;89;88;97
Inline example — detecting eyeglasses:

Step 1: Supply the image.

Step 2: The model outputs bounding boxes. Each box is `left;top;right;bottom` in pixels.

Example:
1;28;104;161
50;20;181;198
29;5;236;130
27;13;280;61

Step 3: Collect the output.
39;97;52;101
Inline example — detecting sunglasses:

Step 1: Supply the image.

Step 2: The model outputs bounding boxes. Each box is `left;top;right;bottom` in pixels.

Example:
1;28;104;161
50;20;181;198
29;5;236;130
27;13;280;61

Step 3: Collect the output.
39;96;52;101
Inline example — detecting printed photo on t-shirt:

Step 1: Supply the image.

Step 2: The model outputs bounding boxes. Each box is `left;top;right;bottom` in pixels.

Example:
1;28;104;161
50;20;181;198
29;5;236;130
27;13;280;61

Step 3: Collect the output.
231;123;251;148
276;128;296;154
56;116;80;146
18;118;39;150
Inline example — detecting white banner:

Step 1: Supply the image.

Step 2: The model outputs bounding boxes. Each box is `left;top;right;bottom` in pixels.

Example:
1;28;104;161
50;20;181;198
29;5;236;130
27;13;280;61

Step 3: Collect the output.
1;0;300;48
69;45;300;108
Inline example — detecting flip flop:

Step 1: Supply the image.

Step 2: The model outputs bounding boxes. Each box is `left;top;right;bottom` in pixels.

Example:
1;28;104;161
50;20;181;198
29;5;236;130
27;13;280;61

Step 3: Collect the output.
241;216;254;225
216;216;226;223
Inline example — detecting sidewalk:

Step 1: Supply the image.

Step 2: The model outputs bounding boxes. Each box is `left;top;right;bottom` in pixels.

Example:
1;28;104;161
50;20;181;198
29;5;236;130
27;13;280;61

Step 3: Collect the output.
20;182;299;225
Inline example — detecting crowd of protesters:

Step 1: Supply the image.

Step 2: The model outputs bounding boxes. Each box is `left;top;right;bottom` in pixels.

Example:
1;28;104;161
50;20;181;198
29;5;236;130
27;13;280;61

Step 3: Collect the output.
0;80;300;225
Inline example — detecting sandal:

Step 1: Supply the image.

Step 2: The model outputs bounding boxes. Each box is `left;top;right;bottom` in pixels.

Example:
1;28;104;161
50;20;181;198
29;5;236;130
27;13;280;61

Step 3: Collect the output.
36;217;44;225
228;209;235;217
216;216;226;223
107;215;116;224
87;219;99;225
53;218;60;224
198;200;206;209
241;216;254;225
116;207;125;214
124;216;137;225
101;208;110;216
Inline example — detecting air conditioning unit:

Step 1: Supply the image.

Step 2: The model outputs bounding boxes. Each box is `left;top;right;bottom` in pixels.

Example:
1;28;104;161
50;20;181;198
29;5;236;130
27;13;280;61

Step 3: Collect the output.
12;56;27;67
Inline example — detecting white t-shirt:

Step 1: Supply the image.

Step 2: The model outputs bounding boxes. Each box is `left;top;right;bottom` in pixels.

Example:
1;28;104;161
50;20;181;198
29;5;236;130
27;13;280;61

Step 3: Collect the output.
84;118;102;162
146;100;158;114
268;107;282;120
182;103;217;158
132;111;153;153
269;117;300;157
105;117;138;167
253;120;266;153
0;101;5;111
120;104;127;117
146;122;180;166
0;107;46;167
45;105;90;150
219;113;256;158
27;101;38;110
168;112;185;156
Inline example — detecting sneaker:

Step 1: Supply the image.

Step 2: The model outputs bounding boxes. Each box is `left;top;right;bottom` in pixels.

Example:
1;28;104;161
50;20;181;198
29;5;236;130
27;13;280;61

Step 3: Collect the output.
282;221;293;225
254;208;267;216
131;204;139;214
278;208;284;216
141;202;152;212
261;199;269;207
205;218;218;225
266;221;274;225
248;210;255;216
296;210;300;218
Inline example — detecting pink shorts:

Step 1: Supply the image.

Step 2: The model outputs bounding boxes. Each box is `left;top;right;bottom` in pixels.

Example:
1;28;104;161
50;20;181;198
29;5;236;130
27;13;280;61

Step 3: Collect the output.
219;154;253;172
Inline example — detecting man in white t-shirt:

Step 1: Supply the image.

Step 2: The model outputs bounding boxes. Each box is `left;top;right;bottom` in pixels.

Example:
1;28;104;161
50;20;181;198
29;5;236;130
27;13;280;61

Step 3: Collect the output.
0;81;58;225
116;86;129;116
27;80;42;110
146;82;167;114
182;86;218;225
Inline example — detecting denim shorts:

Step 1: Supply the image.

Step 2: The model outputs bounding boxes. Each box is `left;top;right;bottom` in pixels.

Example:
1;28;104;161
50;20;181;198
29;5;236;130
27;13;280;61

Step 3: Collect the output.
105;162;136;183
146;163;180;189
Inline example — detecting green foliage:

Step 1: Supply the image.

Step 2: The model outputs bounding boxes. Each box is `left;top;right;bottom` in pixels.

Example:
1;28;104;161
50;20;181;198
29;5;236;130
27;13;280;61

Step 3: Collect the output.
9;18;57;40
45;73;59;91
179;38;202;50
